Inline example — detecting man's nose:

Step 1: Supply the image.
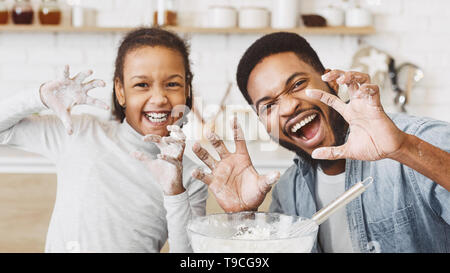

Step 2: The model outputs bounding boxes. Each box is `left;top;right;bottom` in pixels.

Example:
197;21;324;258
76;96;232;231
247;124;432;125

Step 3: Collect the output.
278;96;301;117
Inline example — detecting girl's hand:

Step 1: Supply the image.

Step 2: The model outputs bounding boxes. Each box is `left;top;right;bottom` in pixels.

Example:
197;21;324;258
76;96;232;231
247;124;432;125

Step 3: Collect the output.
191;117;280;212
39;65;109;135
133;125;186;196
305;70;407;161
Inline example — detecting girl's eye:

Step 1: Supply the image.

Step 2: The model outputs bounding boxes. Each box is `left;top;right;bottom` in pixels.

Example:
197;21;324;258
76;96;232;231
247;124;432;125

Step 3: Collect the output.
134;83;148;88
167;82;182;88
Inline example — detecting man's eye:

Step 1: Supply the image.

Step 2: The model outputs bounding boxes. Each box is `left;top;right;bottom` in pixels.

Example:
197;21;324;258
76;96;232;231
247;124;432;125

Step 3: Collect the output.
260;103;274;114
134;83;148;88
291;80;306;91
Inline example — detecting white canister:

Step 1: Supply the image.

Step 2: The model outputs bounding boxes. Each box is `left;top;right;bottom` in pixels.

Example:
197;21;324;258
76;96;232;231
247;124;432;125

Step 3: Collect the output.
271;0;299;29
318;6;345;27
239;7;269;29
208;6;237;28
345;7;372;27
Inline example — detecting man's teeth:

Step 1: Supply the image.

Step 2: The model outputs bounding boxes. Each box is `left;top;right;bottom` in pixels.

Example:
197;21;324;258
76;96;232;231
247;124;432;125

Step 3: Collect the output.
291;114;317;133
145;112;168;123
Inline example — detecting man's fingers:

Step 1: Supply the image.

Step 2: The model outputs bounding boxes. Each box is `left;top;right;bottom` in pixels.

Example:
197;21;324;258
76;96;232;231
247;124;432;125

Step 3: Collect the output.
258;171;280;193
231;117;248;154
191;167;213;185
207;132;230;159
84;96;110;110
311;145;346;160
192;142;218;170
359;84;381;106
321;69;344;82
305;89;346;116
73;69;93;84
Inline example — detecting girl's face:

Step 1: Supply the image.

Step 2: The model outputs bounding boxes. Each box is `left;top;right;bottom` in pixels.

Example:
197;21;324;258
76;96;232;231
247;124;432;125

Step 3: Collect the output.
115;46;188;136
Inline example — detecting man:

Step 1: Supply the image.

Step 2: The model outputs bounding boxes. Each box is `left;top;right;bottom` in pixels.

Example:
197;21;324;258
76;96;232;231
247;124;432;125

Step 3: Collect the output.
191;32;450;253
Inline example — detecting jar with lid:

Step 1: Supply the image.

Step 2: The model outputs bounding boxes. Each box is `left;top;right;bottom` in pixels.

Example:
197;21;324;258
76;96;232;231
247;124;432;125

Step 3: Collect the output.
0;0;9;25
153;0;178;26
39;0;61;25
12;0;34;25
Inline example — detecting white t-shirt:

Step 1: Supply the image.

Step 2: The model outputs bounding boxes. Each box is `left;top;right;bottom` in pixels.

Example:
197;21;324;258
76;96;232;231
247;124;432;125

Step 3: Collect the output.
315;168;354;253
0;90;208;253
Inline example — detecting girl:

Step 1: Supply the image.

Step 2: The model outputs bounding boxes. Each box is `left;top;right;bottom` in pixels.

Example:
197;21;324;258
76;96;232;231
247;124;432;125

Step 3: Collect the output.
0;28;207;253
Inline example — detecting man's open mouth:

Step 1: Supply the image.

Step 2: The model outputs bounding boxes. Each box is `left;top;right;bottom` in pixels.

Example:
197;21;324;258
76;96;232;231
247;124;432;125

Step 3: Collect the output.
286;110;323;147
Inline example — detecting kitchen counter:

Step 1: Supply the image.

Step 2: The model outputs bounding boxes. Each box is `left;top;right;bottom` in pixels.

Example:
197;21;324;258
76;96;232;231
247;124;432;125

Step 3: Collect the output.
0;142;296;174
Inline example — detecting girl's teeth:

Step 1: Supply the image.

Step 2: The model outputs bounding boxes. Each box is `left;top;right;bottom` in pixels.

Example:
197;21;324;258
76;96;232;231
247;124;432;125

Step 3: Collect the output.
291;114;317;133
145;112;168;123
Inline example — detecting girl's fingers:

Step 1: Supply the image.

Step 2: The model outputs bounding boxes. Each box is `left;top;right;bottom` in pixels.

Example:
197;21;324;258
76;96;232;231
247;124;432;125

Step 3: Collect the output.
305;89;346;117
83;79;106;92
63;65;70;80
157;154;181;168
191;167;213;185
311;144;346;160
73;69;93;84
84;96;110;110
231;117;248;154
167;125;186;141
192;142;218;170
207;132;230;159
57;110;73;135
131;151;152;163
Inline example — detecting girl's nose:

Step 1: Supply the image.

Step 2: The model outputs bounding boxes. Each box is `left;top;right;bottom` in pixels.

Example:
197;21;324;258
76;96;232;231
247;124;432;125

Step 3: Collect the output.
149;87;168;106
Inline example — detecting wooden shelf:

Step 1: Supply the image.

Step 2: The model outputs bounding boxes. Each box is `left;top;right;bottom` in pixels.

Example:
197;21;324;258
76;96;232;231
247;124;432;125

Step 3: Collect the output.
0;25;375;35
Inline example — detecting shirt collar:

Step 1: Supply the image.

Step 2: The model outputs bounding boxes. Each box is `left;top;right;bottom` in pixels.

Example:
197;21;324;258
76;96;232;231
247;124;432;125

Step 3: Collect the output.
118;119;160;155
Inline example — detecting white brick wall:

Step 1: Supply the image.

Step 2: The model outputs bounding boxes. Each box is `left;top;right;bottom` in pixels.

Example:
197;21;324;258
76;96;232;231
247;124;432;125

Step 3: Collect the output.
0;0;450;166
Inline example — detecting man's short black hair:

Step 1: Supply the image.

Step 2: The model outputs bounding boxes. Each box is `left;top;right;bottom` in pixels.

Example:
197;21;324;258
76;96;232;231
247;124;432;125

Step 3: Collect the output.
236;32;326;106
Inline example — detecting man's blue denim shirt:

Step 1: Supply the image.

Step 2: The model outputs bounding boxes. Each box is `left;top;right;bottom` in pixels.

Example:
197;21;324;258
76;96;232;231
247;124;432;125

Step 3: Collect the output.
269;113;450;253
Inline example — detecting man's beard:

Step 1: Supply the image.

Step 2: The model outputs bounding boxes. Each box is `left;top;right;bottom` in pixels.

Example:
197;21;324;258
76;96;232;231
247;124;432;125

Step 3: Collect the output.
274;105;348;170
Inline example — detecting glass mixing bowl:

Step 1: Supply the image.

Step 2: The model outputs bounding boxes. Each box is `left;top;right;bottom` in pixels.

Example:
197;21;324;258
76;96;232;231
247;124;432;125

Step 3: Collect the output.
187;211;318;253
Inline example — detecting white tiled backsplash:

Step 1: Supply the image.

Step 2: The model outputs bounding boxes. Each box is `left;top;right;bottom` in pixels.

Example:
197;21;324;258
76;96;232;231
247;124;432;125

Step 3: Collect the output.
1;0;449;172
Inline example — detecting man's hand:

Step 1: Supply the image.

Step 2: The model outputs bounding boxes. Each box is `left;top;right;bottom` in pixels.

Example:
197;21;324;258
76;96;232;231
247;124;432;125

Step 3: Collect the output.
133;125;187;196
191;117;280;212
306;70;407;161
39;65;109;135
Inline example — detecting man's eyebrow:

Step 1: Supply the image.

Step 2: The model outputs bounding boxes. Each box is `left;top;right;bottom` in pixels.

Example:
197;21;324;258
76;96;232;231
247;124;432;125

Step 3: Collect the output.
254;72;308;112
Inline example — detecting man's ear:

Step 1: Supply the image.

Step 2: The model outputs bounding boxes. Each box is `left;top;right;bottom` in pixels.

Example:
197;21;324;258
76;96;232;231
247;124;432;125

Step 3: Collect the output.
323;68;339;95
114;78;126;107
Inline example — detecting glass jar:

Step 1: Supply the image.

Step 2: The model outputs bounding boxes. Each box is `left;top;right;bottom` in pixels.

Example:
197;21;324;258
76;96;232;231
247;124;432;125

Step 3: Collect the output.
0;0;9;25
153;0;178;26
39;0;61;25
12;0;34;25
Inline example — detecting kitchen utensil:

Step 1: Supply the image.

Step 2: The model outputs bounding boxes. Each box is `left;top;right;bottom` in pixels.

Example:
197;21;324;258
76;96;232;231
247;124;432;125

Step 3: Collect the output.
288;176;373;237
187;212;318;253
239;7;269;29
396;63;424;112
345;6;372;27
318;5;345;26
351;46;391;88
208;6;237;28
271;0;299;28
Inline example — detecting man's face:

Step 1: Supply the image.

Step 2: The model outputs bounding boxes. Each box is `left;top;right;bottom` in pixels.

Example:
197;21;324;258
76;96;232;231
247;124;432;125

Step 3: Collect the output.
247;52;346;161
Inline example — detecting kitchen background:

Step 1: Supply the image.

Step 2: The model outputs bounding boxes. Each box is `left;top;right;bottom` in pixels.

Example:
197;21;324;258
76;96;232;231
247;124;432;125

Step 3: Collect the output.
0;0;449;252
